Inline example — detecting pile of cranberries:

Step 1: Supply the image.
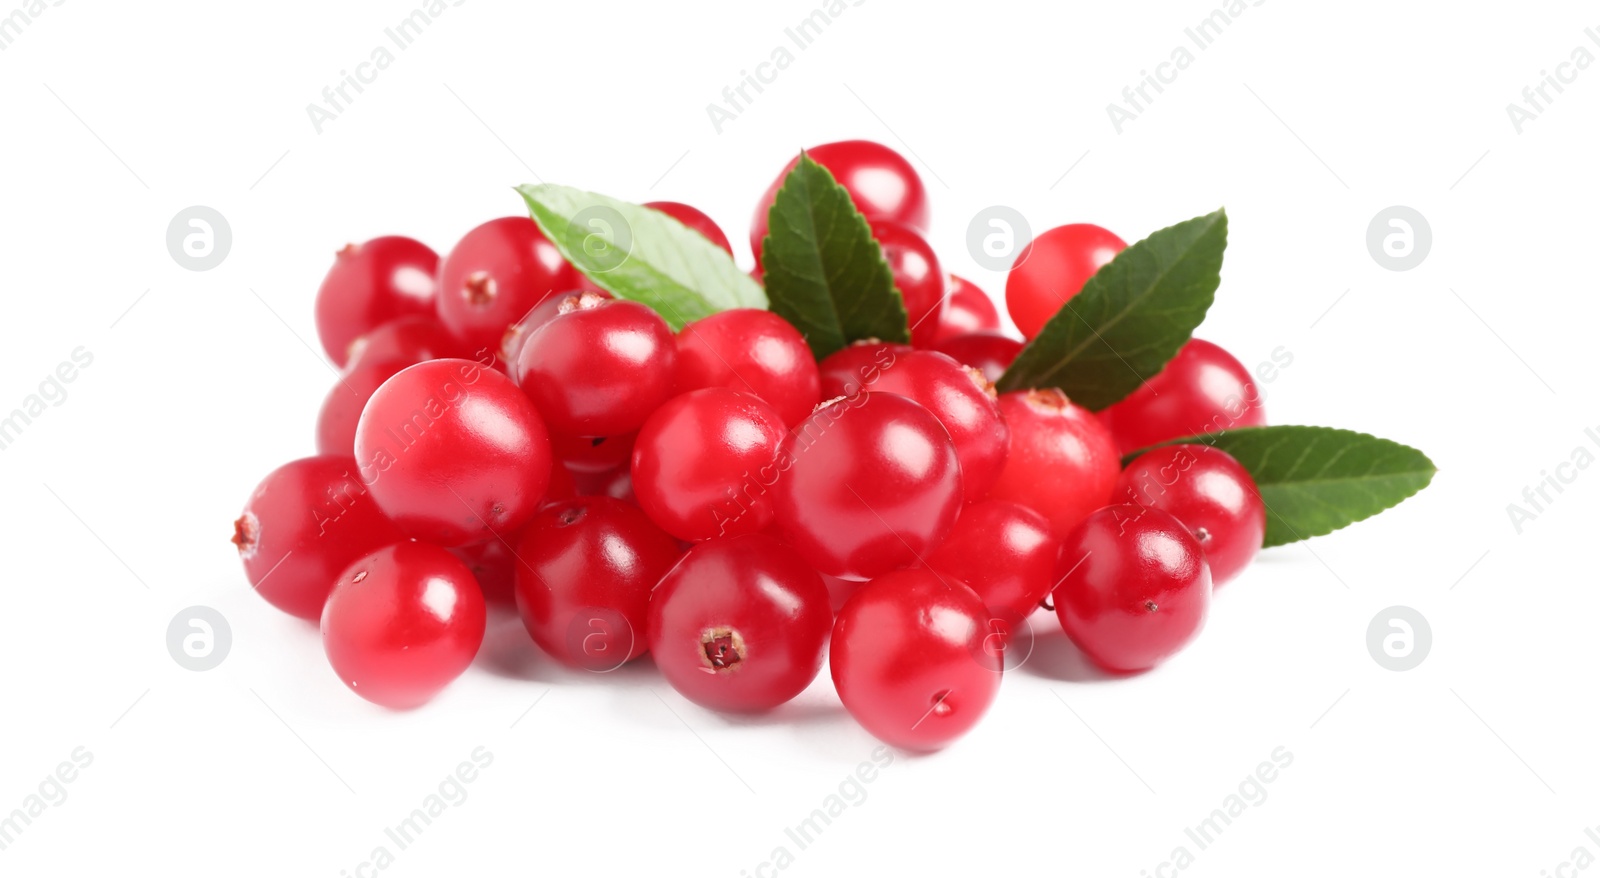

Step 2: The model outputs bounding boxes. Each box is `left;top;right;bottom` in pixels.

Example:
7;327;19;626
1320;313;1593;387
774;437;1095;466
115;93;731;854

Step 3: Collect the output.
233;140;1271;751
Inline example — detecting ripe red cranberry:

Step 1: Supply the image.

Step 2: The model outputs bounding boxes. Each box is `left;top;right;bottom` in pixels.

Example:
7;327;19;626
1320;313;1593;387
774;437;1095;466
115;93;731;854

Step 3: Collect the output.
448;538;520;606
344;315;467;373
1099;338;1266;454
514;497;680;670
822;350;1009;499
1115;444;1265;586
321;542;486;708
550;430;635;475
924;500;1058;634
816;339;912;399
773;392;962;580
934;331;1023;385
988;389;1119;537
831;569;1001;751
750;139;930;265
316;358;408;456
314;237;439;368
632;388;788;542
1052;505;1212;673
870;220;946;348
436;217;581;357
354;359;552;546
500;289;612;371
674;308;821;427
577;465;636;505
643;200;733;255
233;456;405;621
515;294;677;437
647;533;831;712
1005;223;1125;340
930;275;1000;343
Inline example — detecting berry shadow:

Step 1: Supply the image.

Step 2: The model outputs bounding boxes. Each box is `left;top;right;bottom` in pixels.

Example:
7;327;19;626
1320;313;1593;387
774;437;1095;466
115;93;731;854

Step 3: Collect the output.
1015;623;1134;684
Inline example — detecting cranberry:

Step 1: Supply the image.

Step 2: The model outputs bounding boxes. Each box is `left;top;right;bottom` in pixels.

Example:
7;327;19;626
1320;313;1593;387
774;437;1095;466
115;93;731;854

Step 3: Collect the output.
929;275;1000;343
577;465;636;505
1115;444;1265;586
1098;338;1266;454
344;316;467;374
1005;223;1125;340
632;388;788;542
924;500;1058;634
232;455;404;621
773;392;962;580
831;569;1001;751
870;220;946;348
500;289;612;371
750;139;930;265
321;542;486;708
647;533;831;712
643;200;733;255
315;358;408;456
514;497;680;670
436;217;581;357
1052;505;1212;673
987;389;1119;537
934;331;1023;385
816;339;912;399
314;237;439;368
449;538;521;606
674;308;821;427
515;294;677;437
550;430;636;475
354;359;552;546
822;350;1009;499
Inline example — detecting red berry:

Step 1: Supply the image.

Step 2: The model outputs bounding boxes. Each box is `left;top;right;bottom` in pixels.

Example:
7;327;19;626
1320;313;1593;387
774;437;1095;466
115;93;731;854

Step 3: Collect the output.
1098;338;1266;454
750;139;930;265
577;465;636;505
316;358;408;457
550;430;636;475
314;237;439;368
930;275;1000;343
322;542;486;708
674;308;821;427
647;533;831;712
934;331;1023;385
924;500;1058;633
831;569;1001;751
436;217;581;357
1114;444;1265;586
232;455;403;621
870;220;946;348
632;388;788;542
501;289;613;371
1052;505;1211;673
449;538;519;606
822;350;1009;499
816;339;912;399
987;389;1119;536
515;294;677;436
344;315;467;374
354;359;552;546
643;200;733;255
773;392;962;580
514;497;681;670
1005;223;1125;340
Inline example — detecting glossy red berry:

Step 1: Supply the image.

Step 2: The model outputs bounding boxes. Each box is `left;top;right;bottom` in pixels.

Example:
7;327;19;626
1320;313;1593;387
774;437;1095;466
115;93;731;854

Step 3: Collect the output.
988;389;1119;537
1115;444;1265;586
550;430;635;475
500;289;613;372
449;537;532;607
823;350;1009;499
773;392;962;580
1005;223;1125;340
516;294;677;436
436;217;581;357
647;533;831;712
924;500;1058;634
354;359;552;546
1098;338;1266;455
816;339;912;399
1052;505;1212;673
934;331;1023;385
870;220;946;348
322;541;486;708
316;358;409;456
930;275;1000;343
674;308;821;427
632;389;787;542
831;569;1001;751
344;316;467;374
750;139;930;265
314;237;439;368
643;200;733;255
514;497;681;670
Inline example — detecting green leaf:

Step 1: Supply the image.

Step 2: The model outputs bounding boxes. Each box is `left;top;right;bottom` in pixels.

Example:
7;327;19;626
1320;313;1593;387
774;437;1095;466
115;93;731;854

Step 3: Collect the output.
1126;425;1437;548
517;183;765;330
759;153;909;359
997;209;1228;409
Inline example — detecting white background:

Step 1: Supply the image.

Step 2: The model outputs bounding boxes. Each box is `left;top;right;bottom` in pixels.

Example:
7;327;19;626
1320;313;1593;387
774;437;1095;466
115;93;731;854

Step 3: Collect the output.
1;1;1596;875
